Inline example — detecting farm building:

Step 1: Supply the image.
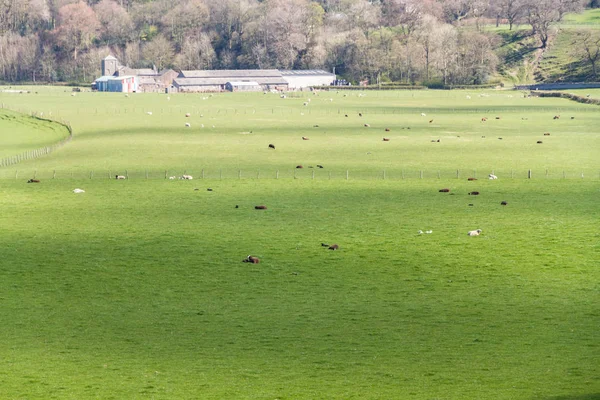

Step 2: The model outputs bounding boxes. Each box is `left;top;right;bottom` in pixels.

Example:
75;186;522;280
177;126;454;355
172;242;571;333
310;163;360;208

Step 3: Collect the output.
93;75;138;93
173;70;289;92
280;70;336;89
95;55;176;93
225;81;262;92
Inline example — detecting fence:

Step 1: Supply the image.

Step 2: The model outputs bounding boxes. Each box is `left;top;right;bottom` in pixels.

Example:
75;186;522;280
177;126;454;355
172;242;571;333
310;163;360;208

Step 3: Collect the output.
0;104;73;168
1;168;597;181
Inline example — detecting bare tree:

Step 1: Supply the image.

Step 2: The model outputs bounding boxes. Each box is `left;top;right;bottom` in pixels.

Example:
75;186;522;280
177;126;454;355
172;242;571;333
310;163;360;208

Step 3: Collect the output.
573;29;600;77
53;2;100;60
94;0;134;47
524;0;559;48
141;34;174;70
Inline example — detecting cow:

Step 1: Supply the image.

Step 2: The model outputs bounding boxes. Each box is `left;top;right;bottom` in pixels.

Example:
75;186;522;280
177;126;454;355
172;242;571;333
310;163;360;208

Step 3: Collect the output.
385;128;390;132
302;136;309;140
317;165;324;168
268;144;276;149
328;244;339;250
439;188;450;193
243;255;260;264
181;175;193;180
544;133;551;136
537;141;543;144
383;138;390;141
296;165;303;169
553;115;560;120
27;179;40;183
501;201;508;206
468;178;477;181
255;205;267;210
468;191;480;195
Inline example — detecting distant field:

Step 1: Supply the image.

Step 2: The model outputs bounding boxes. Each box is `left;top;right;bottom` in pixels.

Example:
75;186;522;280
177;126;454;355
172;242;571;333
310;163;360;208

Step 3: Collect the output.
0;87;598;399
0;88;599;178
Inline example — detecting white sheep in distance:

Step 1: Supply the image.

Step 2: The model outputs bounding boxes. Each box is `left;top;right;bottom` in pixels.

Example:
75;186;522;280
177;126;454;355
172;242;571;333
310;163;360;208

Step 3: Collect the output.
467;229;482;236
168;176;176;180
72;188;85;193
185;123;191;127
489;174;498;180
421;113;426;116
115;175;126;180
180;174;193;180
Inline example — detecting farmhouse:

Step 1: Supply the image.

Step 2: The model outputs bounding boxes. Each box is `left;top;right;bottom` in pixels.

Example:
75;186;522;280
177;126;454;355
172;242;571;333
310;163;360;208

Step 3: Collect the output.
280;70;336;89
93;55;178;93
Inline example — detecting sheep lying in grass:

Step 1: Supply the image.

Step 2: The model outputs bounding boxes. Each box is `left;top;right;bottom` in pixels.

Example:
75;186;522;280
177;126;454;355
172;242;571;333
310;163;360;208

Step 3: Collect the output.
243;255;260;264
467;229;482;236
115;175;126;180
73;188;85;193
180;174;193;180
488;174;498;180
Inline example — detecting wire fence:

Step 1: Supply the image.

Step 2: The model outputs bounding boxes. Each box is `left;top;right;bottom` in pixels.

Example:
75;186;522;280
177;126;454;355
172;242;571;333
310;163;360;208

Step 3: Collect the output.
0;104;73;168
2;168;598;181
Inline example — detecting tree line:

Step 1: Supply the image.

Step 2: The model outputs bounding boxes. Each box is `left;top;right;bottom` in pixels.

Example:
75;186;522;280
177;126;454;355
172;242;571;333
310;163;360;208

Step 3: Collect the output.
0;0;596;85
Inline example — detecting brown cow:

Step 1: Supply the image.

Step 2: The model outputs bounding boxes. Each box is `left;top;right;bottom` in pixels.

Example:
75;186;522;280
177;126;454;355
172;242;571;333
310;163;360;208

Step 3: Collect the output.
544;132;550;136
243;256;260;264
302;136;309;140
383;138;390;141
468;191;480;195
255;205;267;210
385;128;390;132
296;165;303;169
537;141;543;144
328;244;339;250
501;201;508;206
27;179;40;183
439;188;450;193
268;144;275;149
468;178;477;181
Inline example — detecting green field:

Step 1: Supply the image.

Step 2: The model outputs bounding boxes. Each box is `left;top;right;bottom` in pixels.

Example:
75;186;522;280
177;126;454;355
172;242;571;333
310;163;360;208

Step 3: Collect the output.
0;88;598;399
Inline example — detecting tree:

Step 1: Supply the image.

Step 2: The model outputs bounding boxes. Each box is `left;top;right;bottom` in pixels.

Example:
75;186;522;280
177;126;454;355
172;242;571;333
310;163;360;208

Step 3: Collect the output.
573;29;600;77
490;0;525;30
176;33;216;69
94;0;134;47
141;34;174;70
53;2;100;60
162;0;210;49
524;0;559;48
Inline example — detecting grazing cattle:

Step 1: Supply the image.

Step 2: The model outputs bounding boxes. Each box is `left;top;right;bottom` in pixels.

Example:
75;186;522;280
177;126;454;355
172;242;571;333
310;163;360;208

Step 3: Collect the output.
439;188;450;193
495;116;500;120
498;137;503;140
553;115;560;120
243;255;260;264
359;113;362;117
468;178;477;181
468;203;474;206
328;244;339;250
72;188;85;193
345;114;348;117
537;141;543;144
467;229;482;236
27;179;40;183
181;174;193;180
317;165;324;168
255;205;267;210
383;138;390;141
570;116;575;120
235;205;239;208
544;132;550;136
481;136;486;138
207;188;213;191
488;174;498;180
481;117;487;122
501;201;508;206
468;191;480;195
302;136;309;140
296;165;303;169
385;128;390;132
429;119;434;124
115;175;126;180
268;144;276;149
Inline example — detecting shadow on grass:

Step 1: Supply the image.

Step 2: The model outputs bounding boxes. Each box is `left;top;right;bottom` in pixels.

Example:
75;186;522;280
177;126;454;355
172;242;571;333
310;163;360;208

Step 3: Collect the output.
540;394;600;400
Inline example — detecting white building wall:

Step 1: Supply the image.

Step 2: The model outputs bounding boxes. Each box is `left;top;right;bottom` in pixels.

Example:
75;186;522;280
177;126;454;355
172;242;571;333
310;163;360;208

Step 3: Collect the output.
283;75;335;89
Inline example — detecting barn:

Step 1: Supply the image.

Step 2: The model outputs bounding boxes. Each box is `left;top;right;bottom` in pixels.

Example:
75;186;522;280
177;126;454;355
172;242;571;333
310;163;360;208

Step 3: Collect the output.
106;76;138;93
280;70;336;89
173;70;289;93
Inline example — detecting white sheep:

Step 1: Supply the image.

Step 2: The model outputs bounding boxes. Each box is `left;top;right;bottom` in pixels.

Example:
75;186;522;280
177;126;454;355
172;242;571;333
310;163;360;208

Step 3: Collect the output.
115;175;126;180
146;111;152;115
467;229;482;236
180;174;193;180
421;113;426;117
185;123;191;127
72;188;85;193
488;174;498;180
185;113;191;117
168;176;176;180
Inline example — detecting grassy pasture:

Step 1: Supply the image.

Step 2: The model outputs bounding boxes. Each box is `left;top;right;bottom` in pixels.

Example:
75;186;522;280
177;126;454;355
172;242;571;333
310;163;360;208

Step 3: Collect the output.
0;88;599;178
0;87;598;399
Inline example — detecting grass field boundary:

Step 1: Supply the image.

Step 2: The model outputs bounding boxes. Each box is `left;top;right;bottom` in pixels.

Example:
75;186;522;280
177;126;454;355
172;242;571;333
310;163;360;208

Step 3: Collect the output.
529;90;600;106
2;168;598;181
0;104;73;168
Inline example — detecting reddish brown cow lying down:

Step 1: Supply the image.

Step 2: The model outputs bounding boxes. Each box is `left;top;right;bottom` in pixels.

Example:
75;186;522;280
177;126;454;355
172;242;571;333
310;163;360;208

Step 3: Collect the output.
243;256;260;264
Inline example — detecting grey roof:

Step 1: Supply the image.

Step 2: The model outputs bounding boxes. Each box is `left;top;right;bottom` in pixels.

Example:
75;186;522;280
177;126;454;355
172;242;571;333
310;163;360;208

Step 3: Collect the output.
179;69;283;79
134;69;157;76
227;81;261;86
174;77;288;86
279;69;336;76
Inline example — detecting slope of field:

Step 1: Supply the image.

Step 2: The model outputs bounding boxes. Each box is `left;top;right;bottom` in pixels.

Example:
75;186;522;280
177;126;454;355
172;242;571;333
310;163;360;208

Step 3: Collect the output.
0;108;71;159
0;87;597;399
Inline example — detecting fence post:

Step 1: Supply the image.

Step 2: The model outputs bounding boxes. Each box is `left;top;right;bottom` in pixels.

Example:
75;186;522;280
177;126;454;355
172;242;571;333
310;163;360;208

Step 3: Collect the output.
238;169;241;179
420;170;423;179
109;171;111;179
402;170;405;179
202;169;205;179
546;169;548;178
346;170;349;180
220;169;222;180
257;169;260;179
312;170;315;180
456;169;459;179
563;170;566;179
383;170;386;180
145;170;148;180
276;170;279;179
34;169;37;179
437;170;440;179
165;170;168;179
528;169;532;179
90;171;93;179
53;170;56;179
126;170;129;179
15;170;18;180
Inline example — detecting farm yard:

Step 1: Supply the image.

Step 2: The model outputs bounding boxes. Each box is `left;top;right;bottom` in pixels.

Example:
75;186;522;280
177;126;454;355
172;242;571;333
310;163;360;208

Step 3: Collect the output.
0;87;598;399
